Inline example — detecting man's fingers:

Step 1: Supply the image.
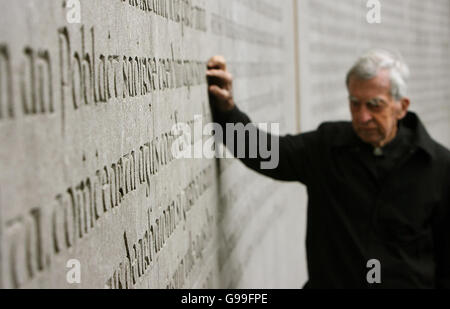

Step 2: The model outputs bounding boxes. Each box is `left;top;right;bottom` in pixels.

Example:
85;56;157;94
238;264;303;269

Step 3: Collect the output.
207;71;232;92
209;85;230;100
206;69;233;85
207;56;235;112
207;55;227;71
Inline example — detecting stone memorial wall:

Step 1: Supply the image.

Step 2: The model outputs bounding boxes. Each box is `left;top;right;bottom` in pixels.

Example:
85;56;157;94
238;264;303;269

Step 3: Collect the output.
0;0;307;289
2;0;449;290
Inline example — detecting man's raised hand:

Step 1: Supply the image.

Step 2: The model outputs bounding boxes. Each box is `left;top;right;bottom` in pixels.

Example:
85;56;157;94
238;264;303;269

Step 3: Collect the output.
207;55;235;112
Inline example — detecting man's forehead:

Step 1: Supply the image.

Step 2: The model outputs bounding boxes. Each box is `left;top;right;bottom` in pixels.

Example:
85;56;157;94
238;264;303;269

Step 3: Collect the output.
348;69;391;88
349;95;385;101
348;71;391;98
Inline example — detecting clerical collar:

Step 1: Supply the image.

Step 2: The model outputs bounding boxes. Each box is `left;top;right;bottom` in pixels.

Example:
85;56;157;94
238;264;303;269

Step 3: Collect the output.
373;147;383;156
371;123;412;157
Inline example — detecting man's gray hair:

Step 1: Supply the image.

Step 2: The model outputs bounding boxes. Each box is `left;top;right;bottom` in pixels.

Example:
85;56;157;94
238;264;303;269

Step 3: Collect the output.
346;49;410;101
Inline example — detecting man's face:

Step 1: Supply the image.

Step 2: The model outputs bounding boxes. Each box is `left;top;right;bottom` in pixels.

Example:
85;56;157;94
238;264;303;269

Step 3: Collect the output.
348;69;409;147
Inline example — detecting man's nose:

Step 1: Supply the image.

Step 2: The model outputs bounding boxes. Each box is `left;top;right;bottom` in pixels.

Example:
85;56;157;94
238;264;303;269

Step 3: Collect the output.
355;106;373;124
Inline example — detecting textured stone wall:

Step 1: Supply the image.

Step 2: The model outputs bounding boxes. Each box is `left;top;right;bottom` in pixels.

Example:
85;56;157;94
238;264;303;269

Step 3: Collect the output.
2;0;449;290
0;0;306;289
298;0;450;148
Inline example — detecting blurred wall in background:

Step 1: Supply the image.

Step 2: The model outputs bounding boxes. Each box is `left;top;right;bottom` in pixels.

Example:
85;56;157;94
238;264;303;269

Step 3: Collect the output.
297;0;450;148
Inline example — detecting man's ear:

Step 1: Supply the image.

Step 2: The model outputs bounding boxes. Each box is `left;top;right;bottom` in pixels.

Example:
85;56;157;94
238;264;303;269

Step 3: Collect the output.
397;97;410;120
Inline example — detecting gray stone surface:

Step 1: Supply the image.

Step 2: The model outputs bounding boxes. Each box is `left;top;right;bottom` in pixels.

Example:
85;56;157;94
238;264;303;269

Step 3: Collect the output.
2;0;449;290
0;0;306;288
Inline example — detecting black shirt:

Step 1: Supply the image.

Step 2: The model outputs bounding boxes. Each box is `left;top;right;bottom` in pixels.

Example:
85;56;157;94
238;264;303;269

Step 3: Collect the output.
214;106;450;289
352;122;414;186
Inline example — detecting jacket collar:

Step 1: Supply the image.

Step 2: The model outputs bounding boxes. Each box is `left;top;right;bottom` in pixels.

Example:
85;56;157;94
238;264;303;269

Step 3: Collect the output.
331;112;436;159
401;112;436;159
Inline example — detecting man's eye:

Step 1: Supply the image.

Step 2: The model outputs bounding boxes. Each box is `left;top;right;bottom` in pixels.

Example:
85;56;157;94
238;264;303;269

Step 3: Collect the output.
350;101;360;108
367;100;383;109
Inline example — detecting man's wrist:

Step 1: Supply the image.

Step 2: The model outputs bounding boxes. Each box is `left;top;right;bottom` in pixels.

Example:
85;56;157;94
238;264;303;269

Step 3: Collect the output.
212;103;239;125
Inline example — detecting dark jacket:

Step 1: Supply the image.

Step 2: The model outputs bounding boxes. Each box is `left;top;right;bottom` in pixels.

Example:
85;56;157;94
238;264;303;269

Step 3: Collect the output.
214;106;450;289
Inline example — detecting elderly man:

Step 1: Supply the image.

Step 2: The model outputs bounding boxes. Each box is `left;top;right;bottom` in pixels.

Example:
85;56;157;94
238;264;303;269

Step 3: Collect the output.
207;50;450;289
